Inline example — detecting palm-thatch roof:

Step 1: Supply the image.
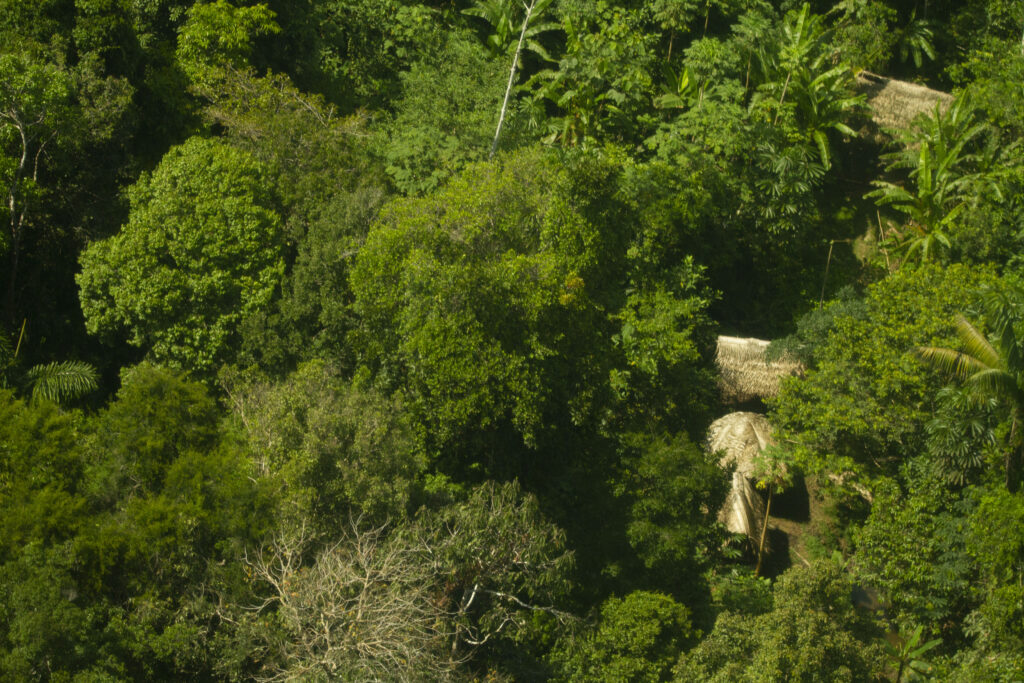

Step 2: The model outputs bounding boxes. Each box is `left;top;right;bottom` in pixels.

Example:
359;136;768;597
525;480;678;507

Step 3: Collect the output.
708;412;785;544
715;336;802;404
855;70;954;133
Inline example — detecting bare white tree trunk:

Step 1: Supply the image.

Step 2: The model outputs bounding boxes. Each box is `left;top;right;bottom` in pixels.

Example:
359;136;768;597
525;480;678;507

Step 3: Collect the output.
490;0;537;160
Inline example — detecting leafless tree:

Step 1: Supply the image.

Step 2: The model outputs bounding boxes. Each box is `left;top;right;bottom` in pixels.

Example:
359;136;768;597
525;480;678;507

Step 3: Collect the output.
242;519;457;682
230;482;575;680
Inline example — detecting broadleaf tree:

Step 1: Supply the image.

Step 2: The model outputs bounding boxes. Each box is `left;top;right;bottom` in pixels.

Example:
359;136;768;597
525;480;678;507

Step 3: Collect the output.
78;136;285;377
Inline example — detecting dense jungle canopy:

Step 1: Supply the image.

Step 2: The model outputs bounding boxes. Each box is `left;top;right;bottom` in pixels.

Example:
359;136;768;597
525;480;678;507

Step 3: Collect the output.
2;0;1024;679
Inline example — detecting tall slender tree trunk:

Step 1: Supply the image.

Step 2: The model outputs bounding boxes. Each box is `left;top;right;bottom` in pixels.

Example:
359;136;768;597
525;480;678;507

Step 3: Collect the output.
490;0;537;160
754;488;773;577
773;71;792;126
4;128;28;326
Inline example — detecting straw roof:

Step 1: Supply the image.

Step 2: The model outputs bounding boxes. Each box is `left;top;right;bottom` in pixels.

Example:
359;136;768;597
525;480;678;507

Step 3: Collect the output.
722;471;766;541
708;411;775;478
708;412;784;544
855;70;954;133
715;336;802;404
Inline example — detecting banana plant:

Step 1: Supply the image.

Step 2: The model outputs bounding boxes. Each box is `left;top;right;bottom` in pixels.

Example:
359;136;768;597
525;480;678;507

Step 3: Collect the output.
867;95;987;263
462;0;557;61
653;64;706;110
884;624;941;681
751;3;864;169
795;64;863;169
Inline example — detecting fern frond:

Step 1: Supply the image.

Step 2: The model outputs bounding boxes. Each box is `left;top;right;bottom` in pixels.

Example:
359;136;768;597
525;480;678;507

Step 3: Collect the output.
26;361;99;405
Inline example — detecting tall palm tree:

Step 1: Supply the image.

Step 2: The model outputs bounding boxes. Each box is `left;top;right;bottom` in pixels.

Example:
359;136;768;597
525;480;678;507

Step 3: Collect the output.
918;287;1024;492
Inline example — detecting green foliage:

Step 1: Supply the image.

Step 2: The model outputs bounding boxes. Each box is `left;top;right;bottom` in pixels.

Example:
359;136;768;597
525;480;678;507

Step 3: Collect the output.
353;147;715;480
0;48;75;318
175;0;279;87
185;65;389;373
0;49;75;147
828;0;898;71
709;568;773;617
1;328;98;407
245;181;387;373
963;487;1024;656
615;432;729;594
767;286;868;368
463;0;557;60
769;264;1001;489
24;360;99;405
353;149;607;467
650;0;744;41
384;31;506;195
0;44;134;348
885;624;941;682
303;0;440;111
78;136;285;377
0;389;84;561
0;364;267;679
853;473;976;629
3;1;1024;676
85;363;221;497
223;361;425;526
750;3;865;170
643;20;857;332
675;561;885;682
195;69;384;237
610;268;717;432
554;591;695;683
895;12;937;70
951;44;1024;143
924;386;1000;486
918;278;1024;491
946;0;1024;55
867;94;990;264
529;3;659;147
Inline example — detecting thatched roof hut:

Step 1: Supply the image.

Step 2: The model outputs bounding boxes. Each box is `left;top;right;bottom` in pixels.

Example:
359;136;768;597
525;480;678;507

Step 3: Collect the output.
855;71;954;133
715;336;802;404
708;412;783;544
709;411;775;479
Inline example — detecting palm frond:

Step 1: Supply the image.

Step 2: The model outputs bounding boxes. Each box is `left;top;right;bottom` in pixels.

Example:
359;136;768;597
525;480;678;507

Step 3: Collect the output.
972;287;1024;376
965;367;1019;401
26;361;99;405
918;345;990;380
954;315;1003;369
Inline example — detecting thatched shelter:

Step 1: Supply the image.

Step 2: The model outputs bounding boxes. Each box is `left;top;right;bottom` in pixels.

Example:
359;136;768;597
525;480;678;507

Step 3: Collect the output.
708;412;783;544
855;70;954;133
715;336;802;404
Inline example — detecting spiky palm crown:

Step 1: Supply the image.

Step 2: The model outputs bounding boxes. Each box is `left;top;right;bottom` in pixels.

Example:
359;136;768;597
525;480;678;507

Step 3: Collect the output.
918;284;1024;421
